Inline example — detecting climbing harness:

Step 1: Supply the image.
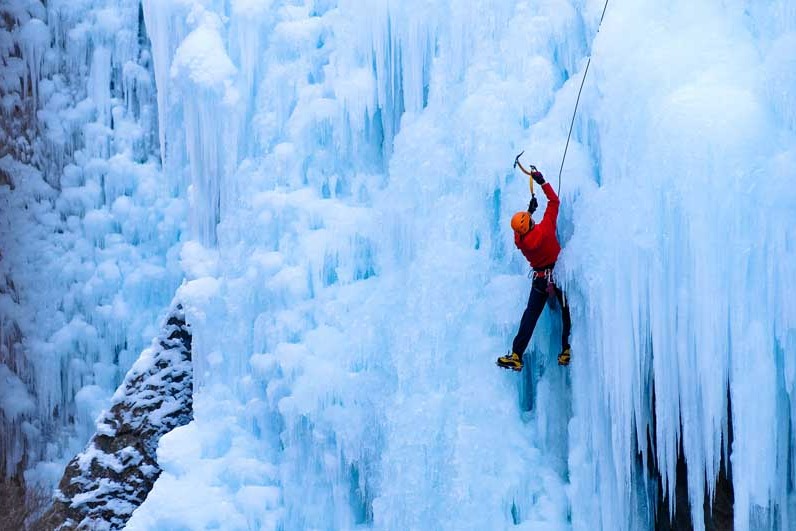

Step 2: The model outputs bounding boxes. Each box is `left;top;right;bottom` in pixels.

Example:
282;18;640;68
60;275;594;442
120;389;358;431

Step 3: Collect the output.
527;267;561;304
533;268;556;298
527;267;553;285
557;0;610;193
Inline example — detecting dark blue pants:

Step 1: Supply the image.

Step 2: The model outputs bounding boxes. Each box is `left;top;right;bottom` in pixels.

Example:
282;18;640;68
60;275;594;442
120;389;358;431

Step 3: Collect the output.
512;277;571;358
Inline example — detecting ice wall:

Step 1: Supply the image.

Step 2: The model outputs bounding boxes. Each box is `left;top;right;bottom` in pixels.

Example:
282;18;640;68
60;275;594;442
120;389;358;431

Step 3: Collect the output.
563;2;796;530
129;0;587;529
4;0;795;529
133;1;795;530
0;0;183;503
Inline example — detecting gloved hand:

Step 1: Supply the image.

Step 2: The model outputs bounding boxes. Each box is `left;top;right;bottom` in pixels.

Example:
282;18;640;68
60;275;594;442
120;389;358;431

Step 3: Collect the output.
528;196;538;214
530;166;545;185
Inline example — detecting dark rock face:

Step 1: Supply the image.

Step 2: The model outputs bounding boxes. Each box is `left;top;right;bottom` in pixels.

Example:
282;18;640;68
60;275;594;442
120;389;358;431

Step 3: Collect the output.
0;477;27;531
34;306;193;531
654;389;735;531
654;445;734;531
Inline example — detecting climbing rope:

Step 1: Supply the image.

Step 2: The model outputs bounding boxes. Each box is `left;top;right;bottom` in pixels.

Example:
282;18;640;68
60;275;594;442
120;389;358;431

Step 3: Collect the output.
557;0;610;193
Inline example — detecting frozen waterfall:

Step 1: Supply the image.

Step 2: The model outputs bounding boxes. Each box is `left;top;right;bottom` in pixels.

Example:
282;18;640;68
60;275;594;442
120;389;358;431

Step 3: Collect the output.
1;0;794;530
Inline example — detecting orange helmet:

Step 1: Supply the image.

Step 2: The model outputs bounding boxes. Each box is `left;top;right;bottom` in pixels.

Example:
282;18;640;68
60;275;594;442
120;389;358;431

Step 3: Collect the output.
511;211;532;234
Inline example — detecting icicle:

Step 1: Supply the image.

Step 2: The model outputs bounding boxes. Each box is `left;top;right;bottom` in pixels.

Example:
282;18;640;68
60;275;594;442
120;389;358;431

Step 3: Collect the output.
19;17;49;111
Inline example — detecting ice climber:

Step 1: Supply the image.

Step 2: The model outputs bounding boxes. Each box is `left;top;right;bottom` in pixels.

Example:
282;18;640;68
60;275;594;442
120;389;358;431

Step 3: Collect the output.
496;159;572;371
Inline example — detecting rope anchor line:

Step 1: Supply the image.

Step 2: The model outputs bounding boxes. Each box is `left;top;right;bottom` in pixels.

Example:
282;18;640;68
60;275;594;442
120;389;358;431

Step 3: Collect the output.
556;0;610;193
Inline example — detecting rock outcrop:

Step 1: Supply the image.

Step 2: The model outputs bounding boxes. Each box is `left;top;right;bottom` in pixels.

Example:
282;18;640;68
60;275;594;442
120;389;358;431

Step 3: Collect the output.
35;306;193;531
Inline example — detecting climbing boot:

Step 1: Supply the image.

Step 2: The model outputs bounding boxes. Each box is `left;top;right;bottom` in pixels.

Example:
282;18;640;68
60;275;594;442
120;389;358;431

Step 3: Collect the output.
497;352;523;372
558;347;571;366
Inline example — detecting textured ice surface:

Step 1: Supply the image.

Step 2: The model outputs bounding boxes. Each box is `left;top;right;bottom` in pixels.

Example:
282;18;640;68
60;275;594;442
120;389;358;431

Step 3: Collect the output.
3;0;796;530
0;0;183;492
132;1;795;529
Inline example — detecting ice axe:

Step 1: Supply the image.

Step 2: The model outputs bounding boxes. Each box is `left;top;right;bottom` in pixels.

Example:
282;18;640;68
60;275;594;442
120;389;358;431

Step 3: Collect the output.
514;151;538;214
513;151;524;169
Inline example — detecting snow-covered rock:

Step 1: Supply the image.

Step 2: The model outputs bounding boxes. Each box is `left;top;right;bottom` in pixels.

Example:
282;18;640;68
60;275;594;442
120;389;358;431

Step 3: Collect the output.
35;305;193;531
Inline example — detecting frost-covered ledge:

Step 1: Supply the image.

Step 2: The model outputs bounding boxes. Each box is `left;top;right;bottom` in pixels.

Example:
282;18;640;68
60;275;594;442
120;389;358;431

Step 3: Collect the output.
34;306;193;531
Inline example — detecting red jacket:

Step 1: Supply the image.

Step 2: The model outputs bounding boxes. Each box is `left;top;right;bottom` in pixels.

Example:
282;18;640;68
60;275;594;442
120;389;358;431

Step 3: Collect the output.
514;182;561;268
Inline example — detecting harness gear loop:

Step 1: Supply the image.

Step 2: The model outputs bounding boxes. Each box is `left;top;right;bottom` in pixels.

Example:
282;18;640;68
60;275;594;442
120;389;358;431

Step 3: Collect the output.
557;0;610;193
532;267;557;299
